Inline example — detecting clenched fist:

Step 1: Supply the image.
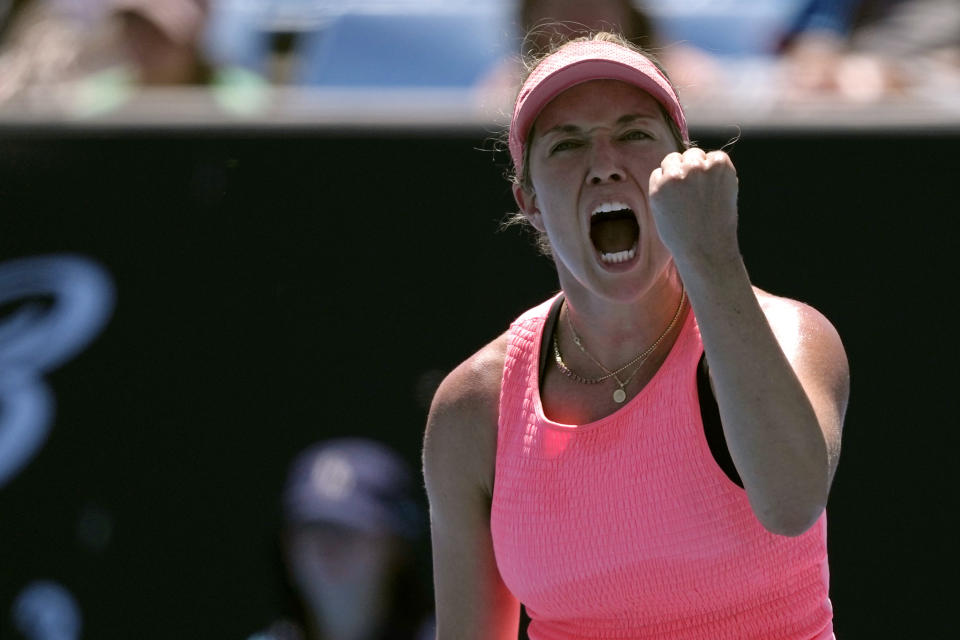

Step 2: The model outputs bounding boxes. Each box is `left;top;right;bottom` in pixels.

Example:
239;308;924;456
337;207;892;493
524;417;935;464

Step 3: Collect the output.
649;148;740;273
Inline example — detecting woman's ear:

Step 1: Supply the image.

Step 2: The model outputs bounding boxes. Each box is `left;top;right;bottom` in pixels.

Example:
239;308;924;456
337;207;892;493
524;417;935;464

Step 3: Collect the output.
512;183;546;232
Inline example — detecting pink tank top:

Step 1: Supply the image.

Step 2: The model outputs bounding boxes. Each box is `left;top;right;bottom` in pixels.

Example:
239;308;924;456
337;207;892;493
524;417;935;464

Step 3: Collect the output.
491;296;834;640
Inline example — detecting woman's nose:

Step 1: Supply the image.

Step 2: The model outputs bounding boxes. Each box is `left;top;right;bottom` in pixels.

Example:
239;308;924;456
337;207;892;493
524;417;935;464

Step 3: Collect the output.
587;142;624;185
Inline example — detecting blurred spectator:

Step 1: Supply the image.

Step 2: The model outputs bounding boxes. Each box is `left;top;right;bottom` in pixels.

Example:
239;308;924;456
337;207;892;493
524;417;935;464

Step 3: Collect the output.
488;0;805;105
779;0;860;94
853;0;960;58
0;0;112;104
109;0;211;85
0;0;264;113
252;439;433;640
479;0;660;109
639;0;813;55
494;0;960;104
636;0;855;97
519;0;655;55
69;0;266;116
784;0;960;100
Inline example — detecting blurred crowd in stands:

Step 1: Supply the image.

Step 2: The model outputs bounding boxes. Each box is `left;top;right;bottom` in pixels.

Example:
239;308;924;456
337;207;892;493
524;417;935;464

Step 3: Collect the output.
0;0;957;115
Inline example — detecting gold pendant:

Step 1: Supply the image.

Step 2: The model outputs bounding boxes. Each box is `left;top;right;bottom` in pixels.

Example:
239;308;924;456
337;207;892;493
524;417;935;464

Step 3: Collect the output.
613;388;626;404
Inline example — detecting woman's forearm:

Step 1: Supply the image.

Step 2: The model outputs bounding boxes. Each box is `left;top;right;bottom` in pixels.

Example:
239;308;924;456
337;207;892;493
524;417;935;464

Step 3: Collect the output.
679;254;833;536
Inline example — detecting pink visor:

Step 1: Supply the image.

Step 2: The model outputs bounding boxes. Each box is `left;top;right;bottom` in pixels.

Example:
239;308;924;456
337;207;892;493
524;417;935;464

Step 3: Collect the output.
509;40;688;177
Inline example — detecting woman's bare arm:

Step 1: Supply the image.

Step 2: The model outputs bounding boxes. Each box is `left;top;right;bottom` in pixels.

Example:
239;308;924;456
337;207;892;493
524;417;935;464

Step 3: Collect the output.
422;335;520;639
692;274;849;536
651;149;849;537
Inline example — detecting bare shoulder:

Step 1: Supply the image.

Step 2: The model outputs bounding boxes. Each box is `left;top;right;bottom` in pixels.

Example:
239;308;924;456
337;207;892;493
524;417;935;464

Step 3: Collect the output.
424;331;522;638
753;287;849;397
423;332;508;499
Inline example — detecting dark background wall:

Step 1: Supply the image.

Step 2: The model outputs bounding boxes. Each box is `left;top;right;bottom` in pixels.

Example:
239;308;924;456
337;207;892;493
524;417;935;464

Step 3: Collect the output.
0;125;955;638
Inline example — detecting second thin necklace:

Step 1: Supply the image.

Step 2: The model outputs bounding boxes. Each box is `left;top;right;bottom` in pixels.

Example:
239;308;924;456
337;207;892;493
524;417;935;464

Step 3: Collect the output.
553;284;686;404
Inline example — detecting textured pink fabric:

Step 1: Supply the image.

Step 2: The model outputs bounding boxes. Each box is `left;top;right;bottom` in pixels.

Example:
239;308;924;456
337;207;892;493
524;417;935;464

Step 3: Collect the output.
491;297;834;640
509;40;689;175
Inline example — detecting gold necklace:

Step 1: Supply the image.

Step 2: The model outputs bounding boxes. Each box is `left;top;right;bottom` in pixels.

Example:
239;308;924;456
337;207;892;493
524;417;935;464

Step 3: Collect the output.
553;284;686;403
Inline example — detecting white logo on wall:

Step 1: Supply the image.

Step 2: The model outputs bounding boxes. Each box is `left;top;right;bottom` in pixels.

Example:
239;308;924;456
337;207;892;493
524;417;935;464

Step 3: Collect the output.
0;254;115;488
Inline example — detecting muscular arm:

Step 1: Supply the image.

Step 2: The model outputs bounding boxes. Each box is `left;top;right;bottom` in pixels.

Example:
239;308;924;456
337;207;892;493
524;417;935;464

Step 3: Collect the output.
689;269;847;536
651;149;850;537
422;336;520;639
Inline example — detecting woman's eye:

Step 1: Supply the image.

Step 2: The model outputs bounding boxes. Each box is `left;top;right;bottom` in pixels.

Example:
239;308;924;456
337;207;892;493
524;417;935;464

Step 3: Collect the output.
621;130;650;141
551;139;581;153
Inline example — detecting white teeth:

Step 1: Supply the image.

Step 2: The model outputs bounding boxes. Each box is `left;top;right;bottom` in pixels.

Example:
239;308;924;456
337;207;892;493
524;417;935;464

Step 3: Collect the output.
600;244;638;264
592;201;631;217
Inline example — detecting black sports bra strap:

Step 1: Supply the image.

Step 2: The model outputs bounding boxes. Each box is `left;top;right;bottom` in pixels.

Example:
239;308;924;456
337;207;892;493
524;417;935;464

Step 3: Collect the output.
539;294;565;390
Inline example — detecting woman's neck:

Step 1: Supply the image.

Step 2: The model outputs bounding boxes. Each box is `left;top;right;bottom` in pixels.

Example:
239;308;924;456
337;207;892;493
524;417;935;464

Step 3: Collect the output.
556;265;687;371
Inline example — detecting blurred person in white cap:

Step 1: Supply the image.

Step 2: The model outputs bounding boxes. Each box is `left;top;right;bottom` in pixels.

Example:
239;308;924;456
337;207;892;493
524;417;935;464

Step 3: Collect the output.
252;438;433;640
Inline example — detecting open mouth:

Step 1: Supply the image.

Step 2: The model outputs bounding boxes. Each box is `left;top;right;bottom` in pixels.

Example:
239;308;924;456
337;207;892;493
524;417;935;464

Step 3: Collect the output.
590;202;639;264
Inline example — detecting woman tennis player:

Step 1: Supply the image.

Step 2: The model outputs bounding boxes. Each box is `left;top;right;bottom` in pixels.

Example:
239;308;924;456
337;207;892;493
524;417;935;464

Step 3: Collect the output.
423;32;849;640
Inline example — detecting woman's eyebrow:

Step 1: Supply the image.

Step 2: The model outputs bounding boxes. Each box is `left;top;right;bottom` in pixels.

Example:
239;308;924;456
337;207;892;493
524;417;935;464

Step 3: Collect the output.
540;123;583;138
540;113;660;138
